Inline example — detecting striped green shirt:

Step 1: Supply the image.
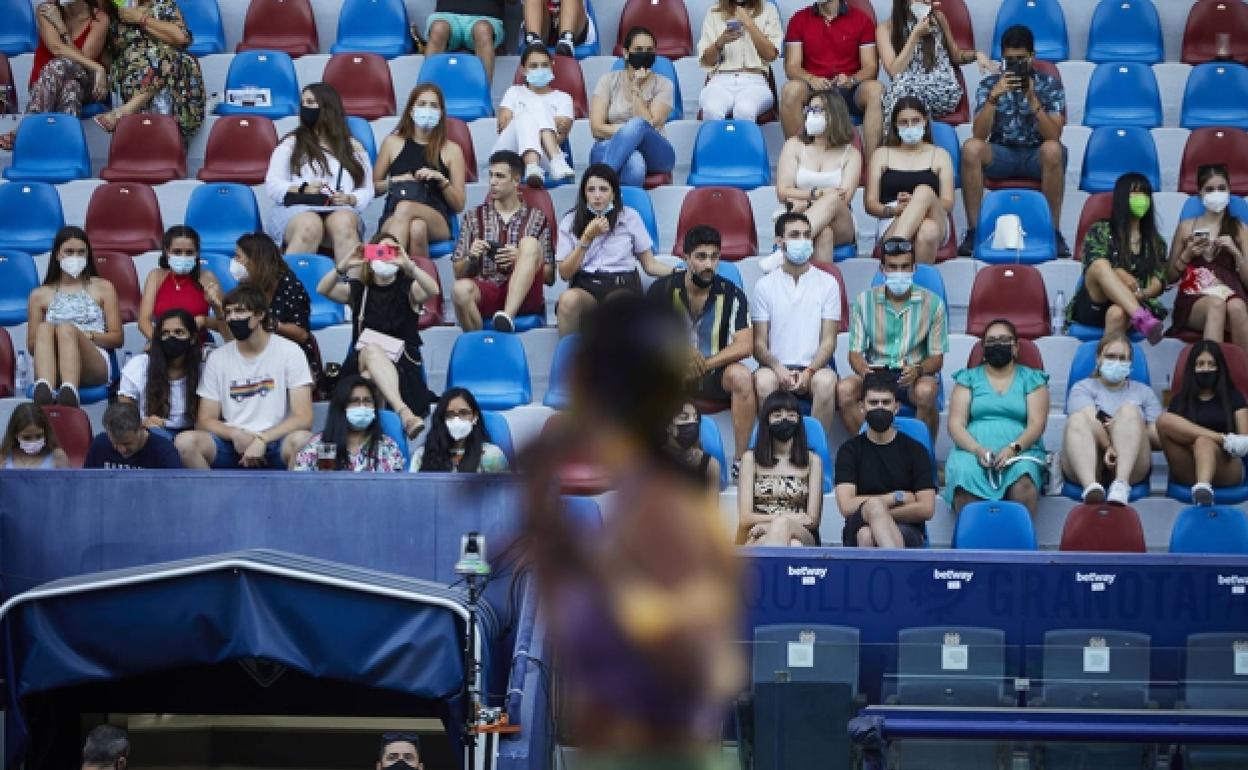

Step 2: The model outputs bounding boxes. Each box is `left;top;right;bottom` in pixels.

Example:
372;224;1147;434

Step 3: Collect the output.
848;285;948;367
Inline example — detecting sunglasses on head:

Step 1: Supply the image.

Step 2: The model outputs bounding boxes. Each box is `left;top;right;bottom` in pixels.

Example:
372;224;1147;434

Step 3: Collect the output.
881;238;913;255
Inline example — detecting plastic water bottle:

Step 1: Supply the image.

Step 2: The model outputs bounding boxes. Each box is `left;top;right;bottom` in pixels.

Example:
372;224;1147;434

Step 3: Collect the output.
14;351;30;395
1053;290;1065;336
151;89;173;115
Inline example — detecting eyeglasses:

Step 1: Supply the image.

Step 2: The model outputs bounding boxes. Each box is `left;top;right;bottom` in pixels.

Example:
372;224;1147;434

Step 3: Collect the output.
984;336;1016;345
881;239;913;255
446;409;475;420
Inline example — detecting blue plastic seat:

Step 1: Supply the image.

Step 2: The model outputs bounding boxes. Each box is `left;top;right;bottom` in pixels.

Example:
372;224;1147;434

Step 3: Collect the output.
953;501;1037;550
199;252;237;292
2;114;91;183
427;215;460;259
973;189;1056;263
1169;505;1248;553
417;54;493;121
610;55;683;120
1079;127;1159;194
0;250;39;325
182;0;226;55
447;331;532;410
686;120;771;190
1180;62;1248;131
331;0;410;57
1086;0;1163;63
377;408;411;468
0;0;36;55
698;415;729;490
833;243;857;261
0;182;64;254
749;416;832;493
481;410;514;463
620;186;659;247
346;115;377;164
990;0;1069;61
542;333;578;408
930;121;961;188
1166;473;1248;506
284;254;346;329
1083;63;1162;128
184;183;261;255
214;51;300;119
1065;276;1144;343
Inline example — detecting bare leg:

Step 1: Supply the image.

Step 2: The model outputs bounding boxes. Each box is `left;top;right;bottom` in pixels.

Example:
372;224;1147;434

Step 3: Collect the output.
861;497;905;548
502;238;542;317
55;323;108;389
470;20;497;82
523;0;549;42
281;430;312;467
1038;139;1066;230
809;368;838;439
1228;298;1248;353
324;210;362;264
557;0;586;37
779;80;810;140
960;138;992;231
1189;295;1228;342
952;487;982;516
358;344;424;436
425;19;451;55
835;374;864;433
753;366;781;406
1158;411;1223;485
723;363;756;461
32;322;58;384
452;278;483;331
175;430;217;469
805;193;855;257
856;81;885;162
1004;476;1039;516
283;212;326;254
1061;407;1109;488
1083;258;1144;317
555;287;596;336
1107;403;1147;484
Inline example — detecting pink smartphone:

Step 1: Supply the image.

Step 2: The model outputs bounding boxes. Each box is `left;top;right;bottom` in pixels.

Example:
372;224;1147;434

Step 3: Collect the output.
364;243;397;262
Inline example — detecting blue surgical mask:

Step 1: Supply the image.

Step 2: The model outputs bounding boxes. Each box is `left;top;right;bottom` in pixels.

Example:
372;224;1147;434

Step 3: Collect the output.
412;106;441;130
588;202;614;216
1099;359;1131;385
345;406;375;430
525;67;555;88
168;256;197;275
784;238;813;265
884;271;913;296
898;124;925;145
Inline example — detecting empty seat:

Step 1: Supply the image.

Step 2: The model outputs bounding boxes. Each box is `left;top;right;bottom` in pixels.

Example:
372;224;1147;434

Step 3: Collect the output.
620;186;658;248
543;333;578;408
953;500;1036;550
1079;127;1159;194
1184;632;1248;707
512;55;588;118
346;116;377;164
0;53;16;115
99;114;187;184
609;56;684;120
687;120;770;190
480;410;513;463
1178;128;1248;196
418;54;493;121
84;183;163;256
92;251;141;323
446;118;479;184
331;0;410;57
237;0;318;57
0;182;64;254
182;0;225;55
1082;63;1162;129
184;183;262;255
671;187;757;261
990;0;1068;61
1086;0;1163;63
284;254;345;329
447;331;532;410
0;0;36;55
895;625;1007;706
1182;0;1248;65
973;189;1056;263
0;325;13;397
752;623;859;689
2;113;91;183
966;264;1050;339
613;0;692;59
323;53;396;119
967;337;1044;370
375;409;411;467
197;116;279;184
931;0;973;51
215;51;301;119
0;250;37;325
1181;62;1248;131
1059;503;1147;552
41;405;91;468
1169;505;1248;553
811;262;851;333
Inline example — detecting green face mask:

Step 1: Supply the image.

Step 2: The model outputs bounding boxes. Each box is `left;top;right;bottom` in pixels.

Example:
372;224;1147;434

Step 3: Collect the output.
1128;192;1151;219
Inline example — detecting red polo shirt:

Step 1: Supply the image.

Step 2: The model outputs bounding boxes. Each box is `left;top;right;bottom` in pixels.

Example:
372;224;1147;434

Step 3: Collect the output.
783;4;876;79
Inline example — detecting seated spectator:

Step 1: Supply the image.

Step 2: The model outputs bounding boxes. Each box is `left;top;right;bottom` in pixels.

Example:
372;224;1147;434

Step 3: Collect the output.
27;226;123;407
0;0;108;150
648;225;755;465
265;83;373;264
780;0;884;159
945;318;1050;515
118;308;201;439
1062;334;1161;504
752;213;839;436
737;391;823;545
137;225;223;340
1157;340;1248;505
773;89;861;264
836;237;946;438
696;0;781;122
316;232;439;437
554;164;671;335
451;151;554;333
292;375;405;472
374;84;467;258
84;400;182;469
423;0;506;81
522;0;590;57
834;371;935;547
412;387;510;472
662;401;720;491
229;232;320;382
1167;164;1248;353
0;403;69;469
375;733;423;770
588;27;676;188
96;0;204;139
495;46;576;186
174;286;313;469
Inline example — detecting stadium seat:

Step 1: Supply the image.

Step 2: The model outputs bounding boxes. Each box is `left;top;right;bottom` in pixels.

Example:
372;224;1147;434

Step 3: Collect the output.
346;116;377;164
215;51;300;119
446;118;479;184
377;409;411;467
671;187;757;260
182;0;226;55
1073;192;1113;262
1079;127;1160;194
427;215;460;259
612;0;692;59
965;264;1050;339
411;254;444;330
1085;0;1163;63
674;259;744;291
1182;0;1248;65
284;254;345;329
973;190;1056;264
1181;62;1248;131
931;0;973;51
1038;628;1151;708
1178;128;1248;196
2;113;90;183
1172;340;1248;394
237;0;318;57
542;333;578;409
1058;503;1147;552
698;415;728;490
41;406;91;468
0;251;39;325
200;252;237;292
687;121;770;190
0;182;63;254
517;185;559;253
643;171;672;189
447;331;532;410
84;183;163;256
930;122;961;189
609;56;684;121
619;187;658;248
1082;63;1162;129
418;54;493;121
0;0;35;55
184;183;262;256
751;623;859;689
331;0;410;57
1169;505;1248;553
811;262;851;333
748;416;831;493
99;114;187;184
967;337;1044;370
323;53;396;120
990;0;1068;61
952;501;1036;550
934;67;970;125
0;325;13;397
512;56;588;118
93;251;141;324
197;116;279;183
481;410;513;463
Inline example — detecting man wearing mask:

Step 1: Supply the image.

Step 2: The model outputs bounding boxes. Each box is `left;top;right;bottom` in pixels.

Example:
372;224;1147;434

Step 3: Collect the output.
376;733;424;770
648;225;755;473
836;236;947;438
751;213;840;438
834;371;935;548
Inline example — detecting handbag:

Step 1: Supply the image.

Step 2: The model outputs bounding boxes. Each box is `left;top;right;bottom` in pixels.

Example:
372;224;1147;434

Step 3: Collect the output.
354;287;405;362
282;165;344;207
388;180;438;206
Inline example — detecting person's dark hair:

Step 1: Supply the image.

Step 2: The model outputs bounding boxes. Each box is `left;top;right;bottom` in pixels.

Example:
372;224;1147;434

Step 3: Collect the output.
1108;172;1163;282
880;236;917;266
0;403;60;459
488;149;525;179
102;400;142;437
569;164;623;240
145;309;201;424
862;370;899;402
682;225;721;256
981;318;1019;366
754;390;810;469
1173;340;1236;432
890;0;946;72
717;0;762;17
802;89;856;147
285;82;365;193
1197;163;1246;250
420;387;492;472
82;724;129;765
158;225;204;286
774;211;812;239
1000;24;1034;54
43;226;99;285
378;732;422;762
396;83;449;169
623;26;655;52
322;375;386;470
885;95;933;146
235;232;289;298
222;284;272;329
520;43;552;67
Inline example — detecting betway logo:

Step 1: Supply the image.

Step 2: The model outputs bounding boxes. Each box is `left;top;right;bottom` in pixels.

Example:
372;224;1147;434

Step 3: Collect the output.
1076;572;1117;585
1218;575;1248;586
933;569;974;583
788;566;828;579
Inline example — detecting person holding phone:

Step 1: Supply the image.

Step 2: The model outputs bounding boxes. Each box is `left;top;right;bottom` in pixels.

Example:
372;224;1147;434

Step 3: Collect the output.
696;0;782;122
588;27;677;188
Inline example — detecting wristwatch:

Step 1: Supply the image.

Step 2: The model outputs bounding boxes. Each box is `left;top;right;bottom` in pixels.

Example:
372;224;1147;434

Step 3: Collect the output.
893;490;905;505
1009;441;1023;453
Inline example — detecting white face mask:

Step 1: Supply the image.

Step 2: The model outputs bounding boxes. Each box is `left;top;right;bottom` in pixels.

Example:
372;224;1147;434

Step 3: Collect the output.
804;112;827;136
371;261;399;279
446;417;474;441
1204;190;1231;214
60;256;87;278
168;255;197;275
18;438;45;455
412;106;441;130
910;1;931;20
229;259;249;283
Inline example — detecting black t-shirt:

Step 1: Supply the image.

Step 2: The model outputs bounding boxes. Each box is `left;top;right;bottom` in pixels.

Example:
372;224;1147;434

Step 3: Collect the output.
436;0;506;20
1172;389;1248;433
83;432;183;470
834;431;934;495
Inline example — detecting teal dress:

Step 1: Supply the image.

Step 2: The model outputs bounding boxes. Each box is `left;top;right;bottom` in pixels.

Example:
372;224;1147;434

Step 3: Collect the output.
944;364;1049;504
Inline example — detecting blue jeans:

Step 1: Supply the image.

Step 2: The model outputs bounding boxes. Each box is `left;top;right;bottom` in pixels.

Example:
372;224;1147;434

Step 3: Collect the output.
589;117;675;188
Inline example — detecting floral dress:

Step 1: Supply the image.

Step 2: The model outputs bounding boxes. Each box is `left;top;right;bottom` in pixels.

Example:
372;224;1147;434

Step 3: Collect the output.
292;432;406;472
883;20;964;123
108;0;205;139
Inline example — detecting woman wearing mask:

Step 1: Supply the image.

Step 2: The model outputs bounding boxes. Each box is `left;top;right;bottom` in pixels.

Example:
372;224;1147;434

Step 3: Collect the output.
412;387;509;472
374;84;467;257
27;226;123;407
865;95;954;264
1157;341;1248;505
292;375;405;472
1168;164;1248;353
696;0;781;122
945;319;1050;515
553;164;672;335
265;83;373;264
664;401;720;492
1061;334;1161;505
737;391;822;546
494;45;577;187
118;308;201;438
588;27;677;188
228;232;318;381
136;225;223;339
0;403;70;469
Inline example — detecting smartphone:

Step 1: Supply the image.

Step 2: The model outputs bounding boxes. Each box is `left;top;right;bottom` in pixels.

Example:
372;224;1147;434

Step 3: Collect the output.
726;19;743;33
1194;228;1211;240
364;243;397;262
1004;57;1031;84
1096;410;1112;424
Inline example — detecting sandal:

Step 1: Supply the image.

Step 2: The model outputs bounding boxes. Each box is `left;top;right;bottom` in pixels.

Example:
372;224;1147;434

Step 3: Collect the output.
93;109;121;133
398;406;425;439
0;130;14;151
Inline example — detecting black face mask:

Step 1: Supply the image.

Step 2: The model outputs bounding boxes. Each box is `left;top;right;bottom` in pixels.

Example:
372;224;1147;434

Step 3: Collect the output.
159;336;192;361
228;318;256;342
865;407;894;433
299;105;320;129
673;422;700;449
770;418;798;441
1195;370;1220;390
982;343;1014;369
383;762;416;770
689;270;714;289
627;51;656;70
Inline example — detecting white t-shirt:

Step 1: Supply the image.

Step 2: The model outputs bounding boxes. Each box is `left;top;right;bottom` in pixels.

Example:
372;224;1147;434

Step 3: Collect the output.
197;335;313;433
751;266;841;368
119;353;192;429
500;85;574;121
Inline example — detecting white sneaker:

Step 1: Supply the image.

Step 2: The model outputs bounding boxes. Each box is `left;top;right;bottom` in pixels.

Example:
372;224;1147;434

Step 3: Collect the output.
524;163;545;188
1106;479;1131;506
1081;483;1106;503
548;154;575;181
1224;433;1248;457
1192;482;1215;506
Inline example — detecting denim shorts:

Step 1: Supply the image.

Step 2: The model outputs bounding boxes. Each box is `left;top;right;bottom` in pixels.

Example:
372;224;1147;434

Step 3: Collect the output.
983;142;1066;180
211;434;286;469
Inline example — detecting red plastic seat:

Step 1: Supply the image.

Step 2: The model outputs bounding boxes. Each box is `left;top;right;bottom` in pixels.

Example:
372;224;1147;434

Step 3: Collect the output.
671;187;757;261
811;262;850;333
1059;503;1147;553
1178;127;1248;195
100;114;187;184
1173;341;1248;394
965;264;1050;340
510;55;588;118
1074;192;1113;262
41;405;91;468
92;250;141;323
197;116;279;184
935;67;970;125
613;0;692;59
1182;0;1248;65
519;186;559;252
0;325;13;397
84;182;163;256
966;337;1045;370
932;0;974;51
237;0;319;57
323;53;396;119
412;254;443;329
446;117;478;184
982;61;1063;190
